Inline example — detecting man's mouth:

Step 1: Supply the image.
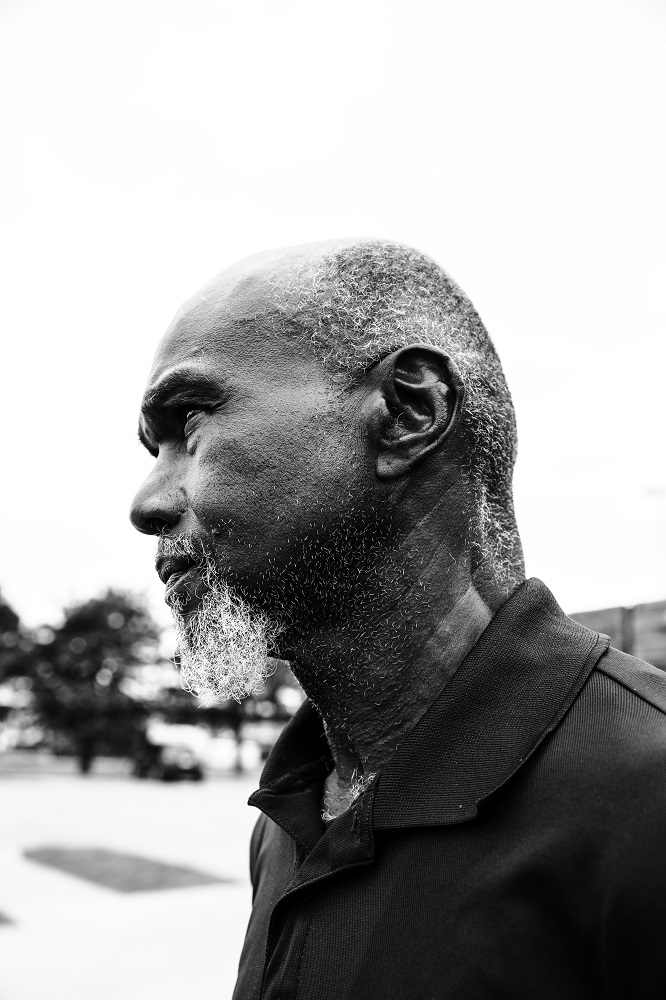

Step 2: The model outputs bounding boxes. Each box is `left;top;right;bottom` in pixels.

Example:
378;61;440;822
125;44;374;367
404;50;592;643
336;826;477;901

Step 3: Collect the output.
156;555;200;603
164;565;200;605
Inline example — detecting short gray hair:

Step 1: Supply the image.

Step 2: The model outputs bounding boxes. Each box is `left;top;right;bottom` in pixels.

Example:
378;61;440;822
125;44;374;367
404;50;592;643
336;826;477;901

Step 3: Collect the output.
268;239;524;595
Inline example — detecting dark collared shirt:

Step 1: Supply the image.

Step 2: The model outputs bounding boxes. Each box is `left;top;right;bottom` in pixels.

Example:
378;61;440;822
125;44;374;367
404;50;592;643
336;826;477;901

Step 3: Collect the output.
232;579;666;1000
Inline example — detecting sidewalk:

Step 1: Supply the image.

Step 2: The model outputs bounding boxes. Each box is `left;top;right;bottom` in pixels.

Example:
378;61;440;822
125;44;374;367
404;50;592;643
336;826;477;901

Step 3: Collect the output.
0;767;262;1000
0;750;130;777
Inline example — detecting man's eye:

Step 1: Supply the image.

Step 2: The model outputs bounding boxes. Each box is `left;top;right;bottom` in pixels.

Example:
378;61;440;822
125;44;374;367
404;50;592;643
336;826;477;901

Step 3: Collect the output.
183;409;201;434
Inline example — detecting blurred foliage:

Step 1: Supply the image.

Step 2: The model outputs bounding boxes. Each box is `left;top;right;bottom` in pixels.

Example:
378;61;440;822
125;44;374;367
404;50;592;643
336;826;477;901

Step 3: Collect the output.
28;590;160;773
0;589;32;681
0;590;19;633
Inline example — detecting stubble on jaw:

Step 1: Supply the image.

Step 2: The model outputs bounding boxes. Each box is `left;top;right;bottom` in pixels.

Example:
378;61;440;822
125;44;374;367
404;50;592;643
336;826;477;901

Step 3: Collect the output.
156;491;410;714
155;489;415;753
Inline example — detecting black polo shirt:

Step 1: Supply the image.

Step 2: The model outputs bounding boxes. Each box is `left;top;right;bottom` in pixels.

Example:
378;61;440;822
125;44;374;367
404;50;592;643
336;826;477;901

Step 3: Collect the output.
232;579;666;1000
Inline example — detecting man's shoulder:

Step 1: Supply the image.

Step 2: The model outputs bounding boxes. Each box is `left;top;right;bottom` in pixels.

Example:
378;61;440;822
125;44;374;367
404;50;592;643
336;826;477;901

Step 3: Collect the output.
547;643;666;790
513;644;666;884
568;643;666;754
593;644;666;715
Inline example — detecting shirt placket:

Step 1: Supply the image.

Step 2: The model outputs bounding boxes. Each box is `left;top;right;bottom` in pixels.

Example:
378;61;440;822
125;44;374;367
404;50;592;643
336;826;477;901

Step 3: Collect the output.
257;787;377;1000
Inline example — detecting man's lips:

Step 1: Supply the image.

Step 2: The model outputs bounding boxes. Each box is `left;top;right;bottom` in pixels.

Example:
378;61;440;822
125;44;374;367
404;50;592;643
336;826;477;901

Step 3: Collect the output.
156;554;197;586
164;564;200;604
156;557;202;607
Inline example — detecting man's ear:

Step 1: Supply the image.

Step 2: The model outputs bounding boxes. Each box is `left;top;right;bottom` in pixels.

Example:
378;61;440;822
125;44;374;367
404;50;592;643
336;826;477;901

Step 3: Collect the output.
363;345;465;479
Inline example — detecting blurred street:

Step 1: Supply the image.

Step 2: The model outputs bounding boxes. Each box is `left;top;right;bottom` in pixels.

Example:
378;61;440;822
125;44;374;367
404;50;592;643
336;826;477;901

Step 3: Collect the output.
0;760;261;1000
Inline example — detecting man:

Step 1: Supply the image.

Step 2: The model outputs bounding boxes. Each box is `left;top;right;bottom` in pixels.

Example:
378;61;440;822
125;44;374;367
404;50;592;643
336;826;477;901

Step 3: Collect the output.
131;239;666;999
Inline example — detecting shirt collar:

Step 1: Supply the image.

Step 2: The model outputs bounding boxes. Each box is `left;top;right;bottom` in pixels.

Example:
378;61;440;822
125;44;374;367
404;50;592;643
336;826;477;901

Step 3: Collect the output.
252;579;609;833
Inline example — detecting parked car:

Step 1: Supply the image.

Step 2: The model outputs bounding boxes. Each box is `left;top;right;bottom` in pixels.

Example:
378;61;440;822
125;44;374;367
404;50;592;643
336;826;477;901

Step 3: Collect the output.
132;722;206;782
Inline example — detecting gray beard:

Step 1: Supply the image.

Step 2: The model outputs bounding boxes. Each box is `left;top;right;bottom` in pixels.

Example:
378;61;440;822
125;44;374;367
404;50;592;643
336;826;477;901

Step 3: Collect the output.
158;499;401;717
163;538;283;704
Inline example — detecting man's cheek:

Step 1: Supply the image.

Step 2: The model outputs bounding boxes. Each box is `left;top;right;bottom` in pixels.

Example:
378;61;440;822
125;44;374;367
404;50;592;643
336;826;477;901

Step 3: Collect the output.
200;429;290;490
186;456;284;547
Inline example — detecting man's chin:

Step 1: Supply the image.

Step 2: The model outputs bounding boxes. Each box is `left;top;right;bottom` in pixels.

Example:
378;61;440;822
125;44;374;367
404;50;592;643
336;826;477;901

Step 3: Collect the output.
166;574;284;704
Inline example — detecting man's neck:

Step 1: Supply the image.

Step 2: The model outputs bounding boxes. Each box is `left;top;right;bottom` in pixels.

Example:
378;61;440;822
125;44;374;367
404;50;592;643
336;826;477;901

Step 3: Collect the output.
319;581;496;818
288;574;499;813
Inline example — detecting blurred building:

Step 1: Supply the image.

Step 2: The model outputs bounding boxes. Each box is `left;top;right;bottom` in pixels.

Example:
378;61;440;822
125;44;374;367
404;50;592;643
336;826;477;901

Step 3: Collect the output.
570;600;666;671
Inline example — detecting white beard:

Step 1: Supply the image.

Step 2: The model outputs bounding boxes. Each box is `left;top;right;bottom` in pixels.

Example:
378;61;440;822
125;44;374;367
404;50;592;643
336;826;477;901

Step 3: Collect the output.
169;569;282;705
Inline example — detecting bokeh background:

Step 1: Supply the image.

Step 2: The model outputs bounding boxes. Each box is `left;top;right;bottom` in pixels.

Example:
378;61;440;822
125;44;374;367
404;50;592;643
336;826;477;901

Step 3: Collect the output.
1;1;665;998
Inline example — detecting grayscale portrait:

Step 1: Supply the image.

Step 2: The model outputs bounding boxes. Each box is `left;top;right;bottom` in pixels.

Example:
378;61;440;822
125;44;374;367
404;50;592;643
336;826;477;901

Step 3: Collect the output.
2;3;664;999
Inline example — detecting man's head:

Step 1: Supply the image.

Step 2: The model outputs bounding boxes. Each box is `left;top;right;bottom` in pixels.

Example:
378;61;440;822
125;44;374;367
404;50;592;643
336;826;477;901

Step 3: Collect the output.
130;238;523;703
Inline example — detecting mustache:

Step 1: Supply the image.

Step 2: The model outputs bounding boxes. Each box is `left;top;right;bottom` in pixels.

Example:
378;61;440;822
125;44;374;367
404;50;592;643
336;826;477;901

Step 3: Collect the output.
155;533;207;564
154;534;219;587
155;533;221;609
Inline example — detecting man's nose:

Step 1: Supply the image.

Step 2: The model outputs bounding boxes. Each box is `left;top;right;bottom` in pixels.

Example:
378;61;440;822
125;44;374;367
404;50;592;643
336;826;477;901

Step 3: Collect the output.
130;468;185;536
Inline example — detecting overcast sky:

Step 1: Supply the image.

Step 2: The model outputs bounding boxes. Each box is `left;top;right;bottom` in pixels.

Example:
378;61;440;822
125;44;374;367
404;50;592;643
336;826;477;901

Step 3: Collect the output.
1;0;664;629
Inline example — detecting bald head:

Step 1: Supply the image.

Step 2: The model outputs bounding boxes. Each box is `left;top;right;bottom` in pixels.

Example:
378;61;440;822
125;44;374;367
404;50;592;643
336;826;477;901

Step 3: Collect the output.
208;237;523;592
136;238;523;615
171;238;361;331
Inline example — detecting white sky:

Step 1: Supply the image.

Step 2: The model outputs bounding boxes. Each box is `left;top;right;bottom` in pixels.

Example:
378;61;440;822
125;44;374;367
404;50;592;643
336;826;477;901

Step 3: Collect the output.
1;0;664;628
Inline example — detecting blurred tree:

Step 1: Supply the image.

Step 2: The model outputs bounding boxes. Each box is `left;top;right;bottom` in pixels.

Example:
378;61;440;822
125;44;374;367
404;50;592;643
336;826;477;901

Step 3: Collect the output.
29;590;160;774
0;589;30;681
0;590;20;634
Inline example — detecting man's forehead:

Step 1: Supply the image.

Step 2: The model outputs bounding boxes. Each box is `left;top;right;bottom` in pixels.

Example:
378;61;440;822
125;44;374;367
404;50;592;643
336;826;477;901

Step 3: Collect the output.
148;269;275;383
148;240;355;382
176;239;362;322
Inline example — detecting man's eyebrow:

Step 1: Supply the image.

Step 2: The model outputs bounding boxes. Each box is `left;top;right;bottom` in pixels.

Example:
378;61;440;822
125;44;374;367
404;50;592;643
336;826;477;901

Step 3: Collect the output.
141;368;222;416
